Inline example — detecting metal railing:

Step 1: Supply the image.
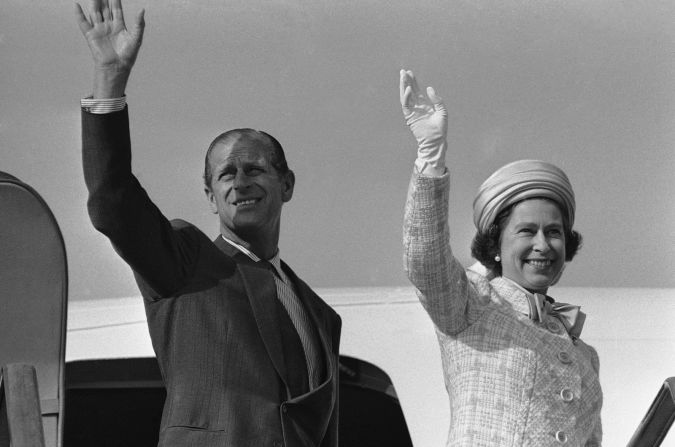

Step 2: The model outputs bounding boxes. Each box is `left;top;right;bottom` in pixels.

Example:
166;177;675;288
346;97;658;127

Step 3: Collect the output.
628;377;675;447
0;364;46;447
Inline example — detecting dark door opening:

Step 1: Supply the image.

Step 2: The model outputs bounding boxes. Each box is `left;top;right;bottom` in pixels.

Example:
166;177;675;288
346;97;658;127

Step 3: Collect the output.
64;356;413;447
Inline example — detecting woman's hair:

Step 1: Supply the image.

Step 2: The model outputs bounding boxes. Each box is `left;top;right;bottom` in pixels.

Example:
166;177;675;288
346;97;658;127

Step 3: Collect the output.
470;199;583;276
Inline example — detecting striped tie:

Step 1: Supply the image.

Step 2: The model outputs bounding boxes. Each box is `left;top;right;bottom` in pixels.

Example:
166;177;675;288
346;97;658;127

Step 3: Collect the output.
263;259;324;389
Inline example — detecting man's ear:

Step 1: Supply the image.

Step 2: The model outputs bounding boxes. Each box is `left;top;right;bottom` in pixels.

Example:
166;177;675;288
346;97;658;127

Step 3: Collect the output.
205;187;218;214
282;170;295;203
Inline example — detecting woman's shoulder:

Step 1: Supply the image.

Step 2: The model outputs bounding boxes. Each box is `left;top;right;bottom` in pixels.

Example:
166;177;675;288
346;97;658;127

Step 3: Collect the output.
465;264;504;307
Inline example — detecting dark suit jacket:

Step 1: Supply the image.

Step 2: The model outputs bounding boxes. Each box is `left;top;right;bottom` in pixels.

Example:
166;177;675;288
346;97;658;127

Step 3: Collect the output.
82;107;341;447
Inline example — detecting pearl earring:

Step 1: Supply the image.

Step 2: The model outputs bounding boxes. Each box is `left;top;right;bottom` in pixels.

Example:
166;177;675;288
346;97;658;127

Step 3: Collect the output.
494;255;501;263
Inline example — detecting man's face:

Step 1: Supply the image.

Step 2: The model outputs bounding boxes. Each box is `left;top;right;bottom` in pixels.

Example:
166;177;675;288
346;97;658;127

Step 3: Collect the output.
205;135;294;242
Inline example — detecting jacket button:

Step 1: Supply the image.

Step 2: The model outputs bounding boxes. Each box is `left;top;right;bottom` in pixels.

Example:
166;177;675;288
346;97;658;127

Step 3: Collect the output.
560;388;574;402
547;320;561;334
555;430;568;444
557;351;572;364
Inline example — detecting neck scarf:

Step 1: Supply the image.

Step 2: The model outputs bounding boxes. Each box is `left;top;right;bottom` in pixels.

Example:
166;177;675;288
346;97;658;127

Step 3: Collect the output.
499;276;585;339
529;293;586;340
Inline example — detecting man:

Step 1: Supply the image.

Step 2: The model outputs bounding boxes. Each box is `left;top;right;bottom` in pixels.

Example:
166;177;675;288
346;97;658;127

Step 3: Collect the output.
75;1;341;446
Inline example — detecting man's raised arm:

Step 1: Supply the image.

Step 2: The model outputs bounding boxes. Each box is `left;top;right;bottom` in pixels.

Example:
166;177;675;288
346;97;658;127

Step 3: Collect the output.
75;0;200;297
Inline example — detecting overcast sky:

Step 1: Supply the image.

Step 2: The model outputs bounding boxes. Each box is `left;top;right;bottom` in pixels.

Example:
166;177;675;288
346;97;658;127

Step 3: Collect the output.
2;0;674;300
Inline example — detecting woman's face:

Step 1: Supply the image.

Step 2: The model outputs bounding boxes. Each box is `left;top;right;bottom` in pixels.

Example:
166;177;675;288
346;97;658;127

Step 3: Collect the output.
499;198;566;294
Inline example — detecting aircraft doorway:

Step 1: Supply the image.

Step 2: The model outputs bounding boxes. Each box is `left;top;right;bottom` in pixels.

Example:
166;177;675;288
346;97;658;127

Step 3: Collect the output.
64;356;413;447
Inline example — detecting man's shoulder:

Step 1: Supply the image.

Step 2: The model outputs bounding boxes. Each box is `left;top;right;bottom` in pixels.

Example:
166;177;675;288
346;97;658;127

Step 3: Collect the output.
168;218;211;240
169;218;199;230
168;219;230;257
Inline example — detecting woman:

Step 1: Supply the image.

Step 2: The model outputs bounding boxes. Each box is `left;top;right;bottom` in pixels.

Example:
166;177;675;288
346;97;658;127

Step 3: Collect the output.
400;69;602;446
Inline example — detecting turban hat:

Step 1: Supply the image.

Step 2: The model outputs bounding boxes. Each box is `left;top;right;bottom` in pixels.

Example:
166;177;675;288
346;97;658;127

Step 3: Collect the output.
472;160;575;233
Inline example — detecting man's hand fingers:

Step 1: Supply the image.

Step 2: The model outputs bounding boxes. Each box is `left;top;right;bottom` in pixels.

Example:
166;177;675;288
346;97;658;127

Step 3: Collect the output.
110;0;124;25
130;9;145;41
89;0;104;23
74;3;93;34
101;0;112;22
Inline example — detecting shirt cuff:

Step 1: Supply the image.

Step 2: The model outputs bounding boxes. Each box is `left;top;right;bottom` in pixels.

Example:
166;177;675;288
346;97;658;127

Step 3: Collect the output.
80;96;126;114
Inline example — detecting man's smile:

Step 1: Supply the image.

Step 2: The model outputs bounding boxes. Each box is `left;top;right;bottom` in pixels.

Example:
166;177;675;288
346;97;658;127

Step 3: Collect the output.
232;198;261;207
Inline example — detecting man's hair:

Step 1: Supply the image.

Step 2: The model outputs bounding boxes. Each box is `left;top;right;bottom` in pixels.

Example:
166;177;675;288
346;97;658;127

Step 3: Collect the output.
203;128;289;190
470;199;582;276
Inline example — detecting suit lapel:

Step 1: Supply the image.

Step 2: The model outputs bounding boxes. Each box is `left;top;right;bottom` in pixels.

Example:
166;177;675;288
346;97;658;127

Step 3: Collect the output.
213;236;308;397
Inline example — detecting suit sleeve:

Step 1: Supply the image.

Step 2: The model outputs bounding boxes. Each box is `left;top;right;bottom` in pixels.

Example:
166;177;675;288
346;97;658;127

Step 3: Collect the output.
82;107;202;298
402;170;483;335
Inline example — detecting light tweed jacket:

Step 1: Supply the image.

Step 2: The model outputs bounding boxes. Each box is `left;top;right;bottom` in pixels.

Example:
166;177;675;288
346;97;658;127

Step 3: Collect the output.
403;171;602;447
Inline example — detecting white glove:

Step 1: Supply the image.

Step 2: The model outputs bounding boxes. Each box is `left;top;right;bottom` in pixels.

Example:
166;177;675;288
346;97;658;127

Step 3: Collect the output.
399;69;448;175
